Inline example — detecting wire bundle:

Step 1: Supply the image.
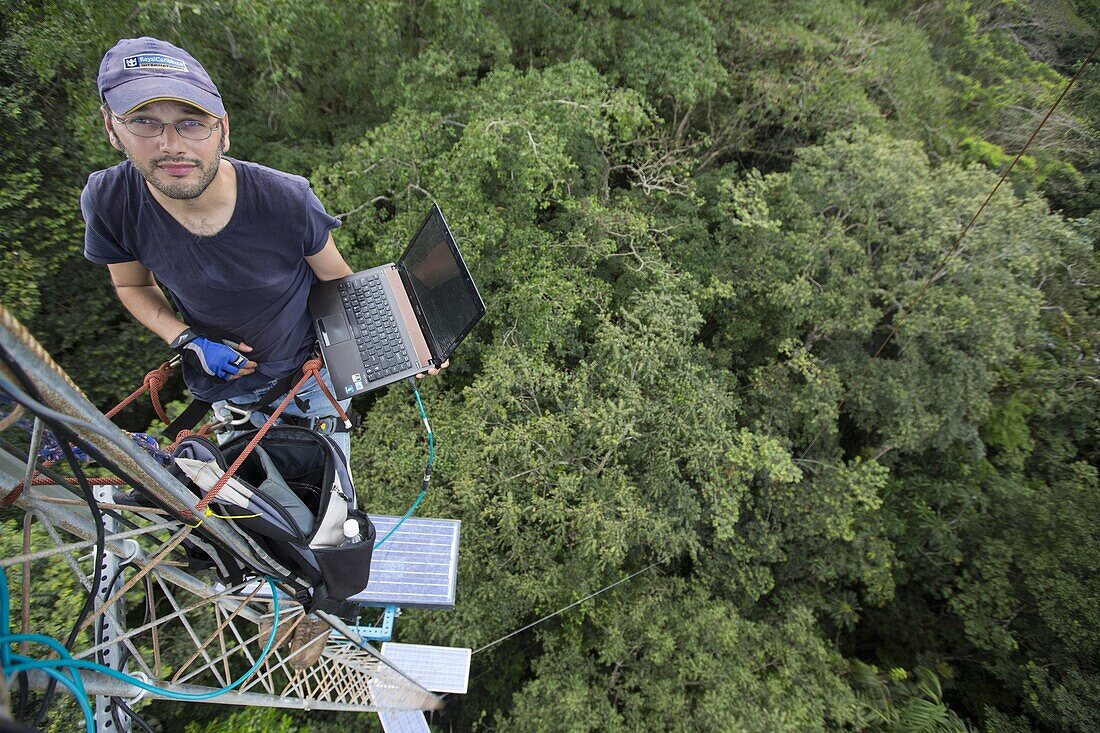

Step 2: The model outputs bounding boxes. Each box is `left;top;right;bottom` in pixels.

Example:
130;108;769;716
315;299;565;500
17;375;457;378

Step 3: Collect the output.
0;572;281;732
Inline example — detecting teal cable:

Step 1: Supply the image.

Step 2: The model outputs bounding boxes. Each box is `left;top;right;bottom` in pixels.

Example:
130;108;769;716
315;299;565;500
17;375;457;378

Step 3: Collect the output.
1;639;93;730
374;384;434;549
414;386;435;466
2;569;281;721
9;655;95;731
374;485;429;550
3;578;280;701
2;572;93;730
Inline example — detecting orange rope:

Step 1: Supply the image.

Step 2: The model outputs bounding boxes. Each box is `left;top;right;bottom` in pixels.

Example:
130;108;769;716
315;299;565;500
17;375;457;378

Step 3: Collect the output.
166;423;216;453
105;359;176;423
2;472;127;507
29;476;124;486
189;357;345;518
301;356;352;426
3;360;177;506
1;485;23;507
0;459;56;507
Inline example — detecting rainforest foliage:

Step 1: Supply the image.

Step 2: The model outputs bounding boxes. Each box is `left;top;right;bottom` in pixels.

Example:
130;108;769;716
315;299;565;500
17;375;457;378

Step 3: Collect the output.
2;1;1098;731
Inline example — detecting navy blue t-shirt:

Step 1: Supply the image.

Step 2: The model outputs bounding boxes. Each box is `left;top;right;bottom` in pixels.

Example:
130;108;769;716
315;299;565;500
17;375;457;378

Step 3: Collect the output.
81;158;340;401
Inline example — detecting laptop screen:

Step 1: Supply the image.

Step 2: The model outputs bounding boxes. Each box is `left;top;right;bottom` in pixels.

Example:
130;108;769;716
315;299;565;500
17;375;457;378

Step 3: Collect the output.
399;206;486;360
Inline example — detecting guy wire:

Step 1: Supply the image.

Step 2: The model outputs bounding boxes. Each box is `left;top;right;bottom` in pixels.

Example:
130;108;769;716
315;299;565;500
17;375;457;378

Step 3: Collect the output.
472;562;659;656
799;41;1098;462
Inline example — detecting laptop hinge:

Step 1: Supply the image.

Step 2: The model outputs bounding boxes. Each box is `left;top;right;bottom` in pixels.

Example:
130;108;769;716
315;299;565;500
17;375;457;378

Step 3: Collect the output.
394;263;442;363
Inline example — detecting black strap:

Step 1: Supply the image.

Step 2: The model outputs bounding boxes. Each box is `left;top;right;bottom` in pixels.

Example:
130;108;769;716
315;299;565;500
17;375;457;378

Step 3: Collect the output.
242;371;300;413
223;338;323;416
278;411;361;434
162;399;213;442
161;370;302;442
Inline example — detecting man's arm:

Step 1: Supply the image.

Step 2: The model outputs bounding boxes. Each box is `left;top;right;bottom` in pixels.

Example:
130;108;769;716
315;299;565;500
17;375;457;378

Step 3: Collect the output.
106;261;189;344
107;261;256;378
305;233;353;281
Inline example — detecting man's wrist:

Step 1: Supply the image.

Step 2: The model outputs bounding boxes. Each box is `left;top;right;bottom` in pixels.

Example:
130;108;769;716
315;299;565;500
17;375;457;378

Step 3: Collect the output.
168;327;199;351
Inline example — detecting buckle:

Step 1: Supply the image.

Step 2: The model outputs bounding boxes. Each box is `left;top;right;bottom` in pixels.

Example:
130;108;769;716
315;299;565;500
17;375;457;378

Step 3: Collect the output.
312;416;340;435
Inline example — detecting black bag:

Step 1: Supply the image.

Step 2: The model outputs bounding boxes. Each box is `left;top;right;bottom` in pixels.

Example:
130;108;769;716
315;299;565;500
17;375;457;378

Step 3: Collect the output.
171;426;375;614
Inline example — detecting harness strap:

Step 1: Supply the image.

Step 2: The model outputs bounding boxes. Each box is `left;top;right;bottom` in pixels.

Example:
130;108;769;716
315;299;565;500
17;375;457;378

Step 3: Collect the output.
278;411;361;435
240;371;300;413
162;399;213;443
161;370;300;443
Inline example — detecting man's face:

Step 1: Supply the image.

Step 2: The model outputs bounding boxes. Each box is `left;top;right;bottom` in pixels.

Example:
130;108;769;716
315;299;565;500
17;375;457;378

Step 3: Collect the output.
104;100;229;201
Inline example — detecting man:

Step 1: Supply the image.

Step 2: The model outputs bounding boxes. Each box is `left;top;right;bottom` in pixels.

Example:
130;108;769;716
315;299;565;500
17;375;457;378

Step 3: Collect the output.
81;37;430;461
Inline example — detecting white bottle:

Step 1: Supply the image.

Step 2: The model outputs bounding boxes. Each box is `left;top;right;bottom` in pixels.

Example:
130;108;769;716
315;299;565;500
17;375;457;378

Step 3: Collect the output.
342;518;361;546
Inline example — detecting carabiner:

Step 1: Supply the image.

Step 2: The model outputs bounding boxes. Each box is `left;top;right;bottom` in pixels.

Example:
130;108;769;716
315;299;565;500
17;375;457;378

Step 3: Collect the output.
215;403;255;428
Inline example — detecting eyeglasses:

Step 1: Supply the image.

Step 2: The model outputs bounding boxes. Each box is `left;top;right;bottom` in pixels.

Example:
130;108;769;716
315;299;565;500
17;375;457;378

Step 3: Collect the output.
111;114;222;141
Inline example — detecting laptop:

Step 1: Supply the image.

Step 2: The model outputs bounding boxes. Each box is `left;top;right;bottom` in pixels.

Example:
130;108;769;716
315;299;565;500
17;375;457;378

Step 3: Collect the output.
308;205;486;397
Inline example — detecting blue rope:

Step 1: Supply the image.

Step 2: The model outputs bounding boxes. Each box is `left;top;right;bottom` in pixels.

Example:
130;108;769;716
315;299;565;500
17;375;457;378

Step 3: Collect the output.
1;569;281;732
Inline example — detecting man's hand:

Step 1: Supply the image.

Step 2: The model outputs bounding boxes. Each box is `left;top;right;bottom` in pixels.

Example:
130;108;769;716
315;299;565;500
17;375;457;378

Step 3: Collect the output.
417;359;450;379
170;328;257;380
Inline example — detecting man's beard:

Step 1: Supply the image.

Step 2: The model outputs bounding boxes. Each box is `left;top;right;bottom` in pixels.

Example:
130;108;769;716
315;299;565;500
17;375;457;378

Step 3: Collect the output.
119;135;225;200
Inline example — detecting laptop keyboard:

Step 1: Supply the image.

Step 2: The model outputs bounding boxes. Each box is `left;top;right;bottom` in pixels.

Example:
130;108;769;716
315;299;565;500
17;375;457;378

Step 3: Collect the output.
339;275;412;382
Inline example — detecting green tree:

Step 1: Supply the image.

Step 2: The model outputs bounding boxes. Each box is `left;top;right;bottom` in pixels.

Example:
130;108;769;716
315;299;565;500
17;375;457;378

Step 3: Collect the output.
4;2;1098;731
499;585;861;732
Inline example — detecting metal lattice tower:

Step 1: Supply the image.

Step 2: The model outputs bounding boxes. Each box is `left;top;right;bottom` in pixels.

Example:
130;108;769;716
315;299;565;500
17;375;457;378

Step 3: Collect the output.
0;304;442;729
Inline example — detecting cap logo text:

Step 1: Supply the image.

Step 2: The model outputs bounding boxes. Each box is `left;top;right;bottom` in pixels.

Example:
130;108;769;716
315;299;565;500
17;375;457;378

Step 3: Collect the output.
122;54;188;72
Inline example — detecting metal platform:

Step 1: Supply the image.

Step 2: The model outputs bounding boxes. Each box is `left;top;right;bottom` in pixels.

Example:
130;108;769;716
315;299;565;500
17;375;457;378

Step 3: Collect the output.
377;709;431;733
381;643;470;694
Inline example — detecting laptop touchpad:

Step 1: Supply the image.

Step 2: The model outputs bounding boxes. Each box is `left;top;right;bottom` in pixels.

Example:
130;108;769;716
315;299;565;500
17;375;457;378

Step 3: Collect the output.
318;315;351;347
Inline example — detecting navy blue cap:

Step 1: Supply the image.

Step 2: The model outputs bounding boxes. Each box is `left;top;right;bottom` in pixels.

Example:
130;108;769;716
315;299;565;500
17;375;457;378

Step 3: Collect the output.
98;37;224;117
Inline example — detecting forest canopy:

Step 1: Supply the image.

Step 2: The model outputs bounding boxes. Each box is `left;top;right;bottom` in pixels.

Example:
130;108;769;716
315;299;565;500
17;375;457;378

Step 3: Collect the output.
2;1;1098;731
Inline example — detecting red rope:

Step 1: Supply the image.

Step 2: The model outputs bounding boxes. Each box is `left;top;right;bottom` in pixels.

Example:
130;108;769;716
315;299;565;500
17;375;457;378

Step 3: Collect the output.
1;480;26;507
189;357;343;519
301;356;352;426
0;459;56;507
2;471;126;507
105;359;175;423
166;423;216;453
3;357;184;506
3;361;176;506
30;476;125;487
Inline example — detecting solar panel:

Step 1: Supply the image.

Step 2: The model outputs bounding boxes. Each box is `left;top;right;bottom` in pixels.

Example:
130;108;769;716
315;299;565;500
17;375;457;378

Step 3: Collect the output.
371;677;432;733
350;515;461;609
377;710;430;733
227;515;460;609
381;643;471;694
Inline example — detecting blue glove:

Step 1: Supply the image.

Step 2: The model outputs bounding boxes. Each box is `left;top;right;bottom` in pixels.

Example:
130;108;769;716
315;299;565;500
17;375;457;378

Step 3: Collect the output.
169;328;248;380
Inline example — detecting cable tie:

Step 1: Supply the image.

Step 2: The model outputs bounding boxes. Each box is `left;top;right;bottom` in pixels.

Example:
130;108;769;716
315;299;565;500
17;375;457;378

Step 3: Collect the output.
126;671;150;706
120;539;141;564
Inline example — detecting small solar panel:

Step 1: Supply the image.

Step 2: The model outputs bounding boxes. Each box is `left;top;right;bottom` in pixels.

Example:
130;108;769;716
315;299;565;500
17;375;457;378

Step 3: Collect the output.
226;515;460;609
381;643;471;694
350;516;460;609
377;710;430;733
371;677;432;733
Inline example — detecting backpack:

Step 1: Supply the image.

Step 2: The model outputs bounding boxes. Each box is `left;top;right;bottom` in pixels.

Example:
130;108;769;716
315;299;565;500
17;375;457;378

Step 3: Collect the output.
171;426;375;614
